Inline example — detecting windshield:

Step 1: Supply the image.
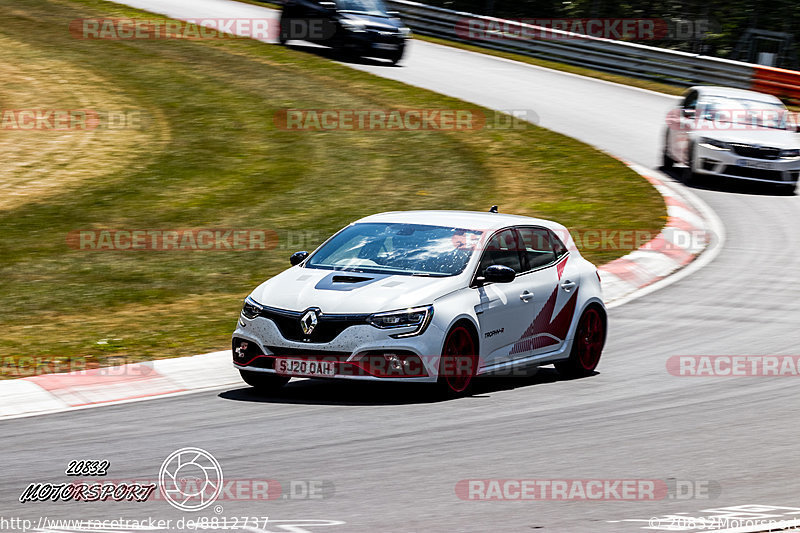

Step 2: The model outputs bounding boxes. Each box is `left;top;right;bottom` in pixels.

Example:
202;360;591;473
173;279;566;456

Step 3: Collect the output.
698;96;789;130
305;222;482;276
335;0;389;16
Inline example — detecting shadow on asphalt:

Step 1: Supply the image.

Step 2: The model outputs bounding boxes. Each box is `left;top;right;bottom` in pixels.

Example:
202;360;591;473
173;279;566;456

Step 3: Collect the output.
283;42;401;67
660;166;796;197
218;367;596;406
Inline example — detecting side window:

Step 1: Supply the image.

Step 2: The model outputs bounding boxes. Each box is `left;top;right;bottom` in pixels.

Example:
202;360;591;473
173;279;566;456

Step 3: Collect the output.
477;229;522;275
550;230;568;259
517;227;556;271
683;90;698;110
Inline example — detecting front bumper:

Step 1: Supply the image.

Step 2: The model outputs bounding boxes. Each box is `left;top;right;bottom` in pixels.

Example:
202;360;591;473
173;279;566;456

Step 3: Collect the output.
694;144;800;185
232;314;443;383
342;30;407;58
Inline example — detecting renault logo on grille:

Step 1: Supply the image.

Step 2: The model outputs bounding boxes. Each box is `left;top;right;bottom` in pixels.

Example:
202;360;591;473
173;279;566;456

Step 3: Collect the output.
300;309;319;335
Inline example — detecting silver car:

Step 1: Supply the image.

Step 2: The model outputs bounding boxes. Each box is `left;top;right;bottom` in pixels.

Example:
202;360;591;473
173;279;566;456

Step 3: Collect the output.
664;86;800;193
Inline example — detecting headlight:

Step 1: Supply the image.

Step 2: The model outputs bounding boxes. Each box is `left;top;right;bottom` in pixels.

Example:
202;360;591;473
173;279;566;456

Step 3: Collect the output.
699;137;730;151
779;149;800;159
368;305;433;337
398;26;411;37
340;19;366;32
241;297;263;320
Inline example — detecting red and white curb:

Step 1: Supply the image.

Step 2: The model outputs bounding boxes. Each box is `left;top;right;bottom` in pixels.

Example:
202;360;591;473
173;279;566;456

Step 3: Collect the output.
601;161;724;309
0;165;722;419
0;350;240;419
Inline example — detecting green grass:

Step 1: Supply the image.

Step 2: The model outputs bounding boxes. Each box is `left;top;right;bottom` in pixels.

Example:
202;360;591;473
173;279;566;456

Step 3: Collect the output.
0;0;664;375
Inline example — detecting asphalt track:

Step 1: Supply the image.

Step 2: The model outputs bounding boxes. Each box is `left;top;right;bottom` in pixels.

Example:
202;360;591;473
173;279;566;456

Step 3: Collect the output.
2;1;800;532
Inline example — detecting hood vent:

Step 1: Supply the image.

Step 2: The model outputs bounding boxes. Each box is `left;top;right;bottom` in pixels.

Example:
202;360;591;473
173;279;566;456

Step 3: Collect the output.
332;275;373;283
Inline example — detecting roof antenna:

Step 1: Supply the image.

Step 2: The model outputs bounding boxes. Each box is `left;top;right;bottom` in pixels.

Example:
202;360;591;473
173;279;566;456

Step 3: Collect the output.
489;205;499;213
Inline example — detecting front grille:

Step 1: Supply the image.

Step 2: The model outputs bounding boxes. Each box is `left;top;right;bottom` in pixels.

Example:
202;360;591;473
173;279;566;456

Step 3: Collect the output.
265;346;351;361
366;28;402;43
723;165;786;181
259;306;370;343
730;144;780;160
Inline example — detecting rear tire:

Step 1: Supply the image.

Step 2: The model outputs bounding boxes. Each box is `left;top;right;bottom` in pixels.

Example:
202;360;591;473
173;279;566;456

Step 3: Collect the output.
555;306;606;378
239;370;289;393
437;324;478;397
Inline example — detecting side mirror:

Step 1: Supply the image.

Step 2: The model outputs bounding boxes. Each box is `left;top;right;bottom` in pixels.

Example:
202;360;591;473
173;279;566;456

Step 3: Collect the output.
319;1;337;10
290;251;309;266
483;264;516;284
387;10;400;16
682;108;696;118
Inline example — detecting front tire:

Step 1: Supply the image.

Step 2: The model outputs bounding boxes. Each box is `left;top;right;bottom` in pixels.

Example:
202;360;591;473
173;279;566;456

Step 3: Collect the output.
389;45;405;65
278;15;289;45
239;370;289;393
437;325;478;397
682;144;698;185
555;306;606;378
663;143;673;170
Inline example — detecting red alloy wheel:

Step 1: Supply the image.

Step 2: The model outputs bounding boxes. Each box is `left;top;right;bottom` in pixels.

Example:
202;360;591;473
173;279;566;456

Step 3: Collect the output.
575;307;605;371
441;326;478;393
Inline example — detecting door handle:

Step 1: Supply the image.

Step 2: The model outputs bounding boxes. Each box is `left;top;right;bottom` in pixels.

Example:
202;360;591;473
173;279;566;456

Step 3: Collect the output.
560;280;576;292
519;290;534;302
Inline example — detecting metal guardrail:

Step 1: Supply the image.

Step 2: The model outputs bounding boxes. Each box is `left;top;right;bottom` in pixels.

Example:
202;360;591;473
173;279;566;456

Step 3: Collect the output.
385;0;755;89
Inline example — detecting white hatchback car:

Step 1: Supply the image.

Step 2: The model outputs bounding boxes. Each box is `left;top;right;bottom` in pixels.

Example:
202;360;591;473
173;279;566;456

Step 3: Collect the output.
232;210;606;395
664;86;800;193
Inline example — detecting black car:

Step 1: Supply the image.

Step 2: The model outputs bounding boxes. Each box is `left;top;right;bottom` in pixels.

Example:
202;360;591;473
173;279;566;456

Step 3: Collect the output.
278;0;411;64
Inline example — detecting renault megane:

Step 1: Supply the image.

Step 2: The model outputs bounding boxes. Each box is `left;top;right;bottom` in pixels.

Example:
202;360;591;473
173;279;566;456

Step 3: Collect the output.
232;210;606;395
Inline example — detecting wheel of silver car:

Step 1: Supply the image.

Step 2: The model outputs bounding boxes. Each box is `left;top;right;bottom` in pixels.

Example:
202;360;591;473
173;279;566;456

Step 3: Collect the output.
682;143;697;185
662;138;673;170
438;325;478;396
239;370;289;393
555;306;606;378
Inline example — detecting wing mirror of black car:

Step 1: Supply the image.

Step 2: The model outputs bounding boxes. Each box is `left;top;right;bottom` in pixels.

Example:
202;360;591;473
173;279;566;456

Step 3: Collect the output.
319;1;337;10
290;251;309;266
387;10;400;16
482;265;516;284
682;108;696;118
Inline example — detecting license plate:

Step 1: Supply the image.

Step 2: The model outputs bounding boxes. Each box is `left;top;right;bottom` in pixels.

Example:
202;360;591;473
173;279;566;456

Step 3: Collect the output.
373;43;398;50
736;159;774;170
275;358;336;377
